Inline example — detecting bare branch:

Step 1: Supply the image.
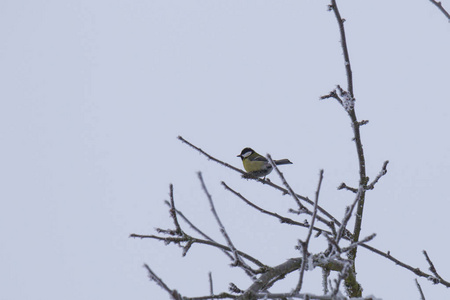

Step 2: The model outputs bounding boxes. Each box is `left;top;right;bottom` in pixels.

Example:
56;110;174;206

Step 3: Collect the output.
329;2;354;97
163;200;240;264
330;262;352;298
221;181;330;235
429;0;450;21
143;264;183;300
359;120;369;126
294;170;324;294
229;283;244;294
323;232;342;254
168;184;183;236
237;256;349;300
327;3;368;284
240;292;375;299
198;172;258;276
268;155;333;230
184;293;237;300
322;268;330;295
267;154;306;210
178;136;246;175
131;233;266;269
341;233;376;253
366;161;389;190
415;278;426;300
164;200;216;244
336;186;363;244
320;89;343;106
359;244;450;287
209;272;214;296
337;182;358;193
423;250;444;283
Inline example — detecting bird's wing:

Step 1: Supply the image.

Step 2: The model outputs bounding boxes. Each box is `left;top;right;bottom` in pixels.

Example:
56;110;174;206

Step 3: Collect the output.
250;156;268;162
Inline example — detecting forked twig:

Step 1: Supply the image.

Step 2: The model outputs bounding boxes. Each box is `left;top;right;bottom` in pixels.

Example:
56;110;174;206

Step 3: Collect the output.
423;250;444;283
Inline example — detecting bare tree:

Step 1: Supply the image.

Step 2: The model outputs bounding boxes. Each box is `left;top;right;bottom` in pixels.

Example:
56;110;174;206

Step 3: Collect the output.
131;1;450;299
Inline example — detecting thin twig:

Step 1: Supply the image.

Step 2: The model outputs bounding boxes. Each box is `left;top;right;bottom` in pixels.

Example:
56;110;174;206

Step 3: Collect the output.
178;136;246;175
329;2;353;97
322;268;330;295
336;186;363;244
267;154;305;210
221;181;331;235
415;278;426;300
320;89;343;106
330;262;352;298
131;234;266;268
268;155;332;229
163;200;237;263
143;264;183;300
164;201;215;243
164;201;267;269
341;233;376;253
423;250;444;283
337;182;358;193
429;0;450;21
198;172;257;276
209;272;214;296
169;184;183;235
359;244;450;287
324;233;343;255
294;170;324;294
366;161;389;190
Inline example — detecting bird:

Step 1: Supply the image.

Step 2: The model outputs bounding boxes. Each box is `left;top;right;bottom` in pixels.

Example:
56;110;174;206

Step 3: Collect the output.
237;147;292;178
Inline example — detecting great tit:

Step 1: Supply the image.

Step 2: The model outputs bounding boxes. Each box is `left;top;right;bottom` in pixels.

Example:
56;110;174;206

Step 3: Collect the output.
237;147;292;178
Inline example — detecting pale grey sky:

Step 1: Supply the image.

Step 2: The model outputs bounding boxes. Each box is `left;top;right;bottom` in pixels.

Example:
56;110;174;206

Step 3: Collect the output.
1;1;450;299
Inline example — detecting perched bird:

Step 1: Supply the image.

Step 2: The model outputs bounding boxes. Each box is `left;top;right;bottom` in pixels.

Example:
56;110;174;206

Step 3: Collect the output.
237;147;292;178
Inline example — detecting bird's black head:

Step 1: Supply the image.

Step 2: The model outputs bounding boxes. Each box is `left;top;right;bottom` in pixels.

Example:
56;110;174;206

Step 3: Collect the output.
237;147;255;160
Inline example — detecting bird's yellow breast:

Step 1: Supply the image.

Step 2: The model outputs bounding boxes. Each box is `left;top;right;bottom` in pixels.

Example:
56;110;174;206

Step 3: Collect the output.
243;159;268;173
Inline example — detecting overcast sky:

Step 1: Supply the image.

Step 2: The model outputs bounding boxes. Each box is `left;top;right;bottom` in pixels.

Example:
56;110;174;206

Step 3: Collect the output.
1;0;450;299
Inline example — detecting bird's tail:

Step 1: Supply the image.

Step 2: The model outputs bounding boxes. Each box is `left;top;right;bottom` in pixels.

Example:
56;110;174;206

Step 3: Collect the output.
274;159;293;165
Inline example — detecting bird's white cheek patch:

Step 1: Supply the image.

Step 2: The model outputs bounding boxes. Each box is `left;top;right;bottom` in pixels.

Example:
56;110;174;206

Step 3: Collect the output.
242;151;252;158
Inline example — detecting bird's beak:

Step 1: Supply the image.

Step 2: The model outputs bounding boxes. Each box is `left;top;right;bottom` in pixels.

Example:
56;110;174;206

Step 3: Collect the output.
237;154;241;158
